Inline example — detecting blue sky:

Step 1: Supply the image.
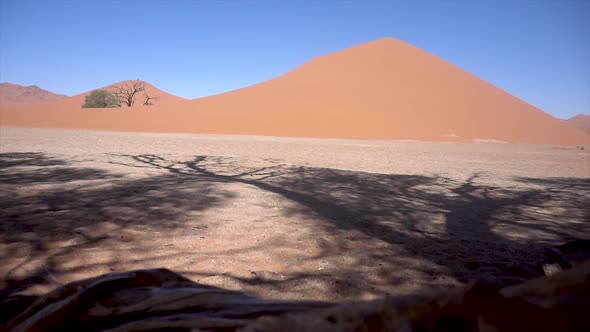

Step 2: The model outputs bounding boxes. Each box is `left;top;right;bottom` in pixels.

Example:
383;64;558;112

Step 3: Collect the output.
1;0;588;119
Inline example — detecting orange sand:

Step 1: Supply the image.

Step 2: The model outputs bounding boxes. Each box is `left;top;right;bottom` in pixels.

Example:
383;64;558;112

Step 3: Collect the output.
0;83;67;104
567;114;590;135
1;38;589;145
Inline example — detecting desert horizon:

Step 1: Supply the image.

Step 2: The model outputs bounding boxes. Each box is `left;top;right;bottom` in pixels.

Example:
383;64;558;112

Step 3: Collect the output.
2;38;589;146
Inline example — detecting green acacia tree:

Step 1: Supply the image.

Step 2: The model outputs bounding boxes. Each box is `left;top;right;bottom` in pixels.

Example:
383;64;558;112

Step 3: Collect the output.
82;90;120;108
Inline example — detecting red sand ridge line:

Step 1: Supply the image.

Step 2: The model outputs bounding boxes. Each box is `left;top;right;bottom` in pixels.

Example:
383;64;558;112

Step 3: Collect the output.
0;83;68;104
567;114;590;135
1;80;188;111
1;38;589;145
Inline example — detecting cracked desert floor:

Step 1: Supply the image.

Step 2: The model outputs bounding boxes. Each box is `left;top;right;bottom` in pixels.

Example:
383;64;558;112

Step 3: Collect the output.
1;127;589;301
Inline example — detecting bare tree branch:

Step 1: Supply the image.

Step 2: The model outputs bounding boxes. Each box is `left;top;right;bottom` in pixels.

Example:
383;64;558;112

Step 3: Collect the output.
110;80;147;107
143;93;159;106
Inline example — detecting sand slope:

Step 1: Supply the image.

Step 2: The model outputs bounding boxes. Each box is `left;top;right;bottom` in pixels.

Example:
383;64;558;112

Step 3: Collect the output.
1;38;589;145
3;80;186;111
0;83;67;105
567;114;590;135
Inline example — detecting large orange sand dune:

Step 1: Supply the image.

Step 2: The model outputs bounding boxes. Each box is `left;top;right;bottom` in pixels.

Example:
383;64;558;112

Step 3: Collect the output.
1;38;589;145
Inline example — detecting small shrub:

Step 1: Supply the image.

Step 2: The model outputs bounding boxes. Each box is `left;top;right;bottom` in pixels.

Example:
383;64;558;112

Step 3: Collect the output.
82;90;120;108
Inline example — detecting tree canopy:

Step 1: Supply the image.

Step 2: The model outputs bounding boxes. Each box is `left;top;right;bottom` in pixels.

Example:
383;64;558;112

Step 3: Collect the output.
82;90;120;108
82;80;158;108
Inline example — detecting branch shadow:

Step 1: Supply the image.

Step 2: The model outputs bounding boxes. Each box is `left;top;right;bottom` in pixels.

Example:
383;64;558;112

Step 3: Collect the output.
2;152;588;301
0;152;235;296
104;154;590;299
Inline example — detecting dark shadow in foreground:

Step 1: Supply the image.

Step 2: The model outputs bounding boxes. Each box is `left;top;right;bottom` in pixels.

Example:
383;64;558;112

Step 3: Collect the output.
1;152;588;300
109;154;590;294
0;152;234;295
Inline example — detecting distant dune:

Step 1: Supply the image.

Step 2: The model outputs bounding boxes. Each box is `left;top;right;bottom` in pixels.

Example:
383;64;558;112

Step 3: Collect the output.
2;80;186;111
1;38;589;145
0;83;67;105
567;114;590;135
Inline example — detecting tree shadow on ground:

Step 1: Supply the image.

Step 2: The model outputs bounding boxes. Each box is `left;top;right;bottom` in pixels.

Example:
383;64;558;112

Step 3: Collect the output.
1;152;588;300
108;154;590;298
0;152;235;295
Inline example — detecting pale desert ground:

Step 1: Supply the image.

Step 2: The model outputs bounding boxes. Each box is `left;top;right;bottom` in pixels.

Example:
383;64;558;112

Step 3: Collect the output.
1;127;589;301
